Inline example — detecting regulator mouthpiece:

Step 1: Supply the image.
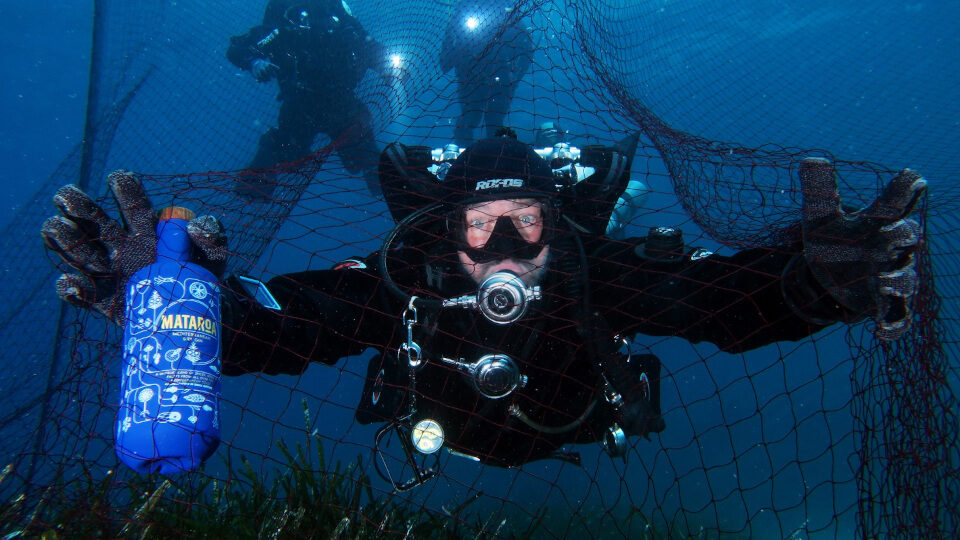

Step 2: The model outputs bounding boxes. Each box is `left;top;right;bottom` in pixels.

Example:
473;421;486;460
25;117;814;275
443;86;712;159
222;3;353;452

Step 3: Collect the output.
443;271;541;324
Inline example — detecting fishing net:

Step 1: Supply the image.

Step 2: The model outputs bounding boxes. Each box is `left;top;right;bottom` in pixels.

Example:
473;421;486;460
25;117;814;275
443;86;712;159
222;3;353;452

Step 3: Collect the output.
2;0;958;538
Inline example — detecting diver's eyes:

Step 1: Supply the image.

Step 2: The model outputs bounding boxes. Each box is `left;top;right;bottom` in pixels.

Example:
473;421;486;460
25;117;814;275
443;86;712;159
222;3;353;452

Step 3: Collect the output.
517;214;538;226
469;218;489;229
464;204;542;232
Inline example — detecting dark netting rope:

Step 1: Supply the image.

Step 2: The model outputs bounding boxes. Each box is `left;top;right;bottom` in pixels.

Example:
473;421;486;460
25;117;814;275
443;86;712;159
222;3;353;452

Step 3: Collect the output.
1;0;957;538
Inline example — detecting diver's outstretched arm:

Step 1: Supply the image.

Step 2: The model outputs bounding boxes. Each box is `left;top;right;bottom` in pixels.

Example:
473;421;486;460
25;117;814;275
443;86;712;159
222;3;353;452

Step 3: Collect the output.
595;159;925;349
789;158;925;340
218;257;396;376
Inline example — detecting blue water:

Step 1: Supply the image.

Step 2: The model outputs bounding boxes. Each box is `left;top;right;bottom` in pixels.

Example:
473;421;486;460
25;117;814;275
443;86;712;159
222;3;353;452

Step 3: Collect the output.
5;6;957;218
0;3;91;223
2;1;957;537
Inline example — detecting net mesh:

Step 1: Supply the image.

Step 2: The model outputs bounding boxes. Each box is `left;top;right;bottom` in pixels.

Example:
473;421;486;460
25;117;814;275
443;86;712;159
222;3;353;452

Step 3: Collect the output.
2;0;958;538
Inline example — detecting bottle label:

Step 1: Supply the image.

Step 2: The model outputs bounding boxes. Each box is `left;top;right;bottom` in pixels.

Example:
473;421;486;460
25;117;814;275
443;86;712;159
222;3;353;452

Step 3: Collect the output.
120;273;221;434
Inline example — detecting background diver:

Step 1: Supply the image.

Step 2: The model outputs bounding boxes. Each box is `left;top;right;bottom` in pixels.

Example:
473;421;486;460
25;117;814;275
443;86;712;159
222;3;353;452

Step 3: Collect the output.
43;134;924;489
227;0;390;198
440;1;534;147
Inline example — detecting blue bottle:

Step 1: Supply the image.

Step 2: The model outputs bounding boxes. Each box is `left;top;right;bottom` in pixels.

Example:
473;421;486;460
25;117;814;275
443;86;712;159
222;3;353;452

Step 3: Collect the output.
117;207;221;474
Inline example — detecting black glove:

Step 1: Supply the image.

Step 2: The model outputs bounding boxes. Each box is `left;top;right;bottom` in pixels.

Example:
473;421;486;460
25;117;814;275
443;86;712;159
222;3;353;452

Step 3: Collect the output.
41;171;228;325
798;158;926;340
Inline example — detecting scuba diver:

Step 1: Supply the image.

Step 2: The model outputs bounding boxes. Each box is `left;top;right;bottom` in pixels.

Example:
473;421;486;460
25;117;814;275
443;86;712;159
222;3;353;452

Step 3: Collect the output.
440;1;534;146
227;0;389;199
43;135;924;489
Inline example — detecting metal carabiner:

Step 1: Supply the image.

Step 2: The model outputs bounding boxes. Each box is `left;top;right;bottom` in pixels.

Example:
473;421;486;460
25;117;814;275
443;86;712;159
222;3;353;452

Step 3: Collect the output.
399;296;423;368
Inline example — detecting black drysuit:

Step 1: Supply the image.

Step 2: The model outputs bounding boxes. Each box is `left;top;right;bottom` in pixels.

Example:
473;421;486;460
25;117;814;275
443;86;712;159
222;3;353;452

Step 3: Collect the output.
219;226;840;467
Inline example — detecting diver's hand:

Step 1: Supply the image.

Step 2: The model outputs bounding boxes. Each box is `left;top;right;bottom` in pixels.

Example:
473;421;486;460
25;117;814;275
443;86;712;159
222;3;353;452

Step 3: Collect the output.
799;158;926;340
250;58;279;82
41;171;228;325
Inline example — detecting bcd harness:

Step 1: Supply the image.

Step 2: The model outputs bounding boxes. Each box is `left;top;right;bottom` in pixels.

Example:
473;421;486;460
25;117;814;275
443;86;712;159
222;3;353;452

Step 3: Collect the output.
370;205;663;491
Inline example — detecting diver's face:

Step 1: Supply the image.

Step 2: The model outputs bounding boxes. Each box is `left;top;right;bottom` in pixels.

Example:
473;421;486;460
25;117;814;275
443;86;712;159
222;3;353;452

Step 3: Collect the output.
457;198;550;286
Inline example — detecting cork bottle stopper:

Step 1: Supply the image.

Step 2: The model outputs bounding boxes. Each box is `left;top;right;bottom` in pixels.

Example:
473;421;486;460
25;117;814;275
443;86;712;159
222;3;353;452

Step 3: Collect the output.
159;206;196;221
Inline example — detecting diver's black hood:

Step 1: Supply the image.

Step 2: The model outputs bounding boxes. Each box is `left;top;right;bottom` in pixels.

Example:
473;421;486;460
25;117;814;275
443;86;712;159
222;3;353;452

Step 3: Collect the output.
439;136;558;207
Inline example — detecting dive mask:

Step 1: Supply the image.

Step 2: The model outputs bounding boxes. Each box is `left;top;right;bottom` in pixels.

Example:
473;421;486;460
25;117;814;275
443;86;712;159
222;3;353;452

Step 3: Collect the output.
453;203;554;264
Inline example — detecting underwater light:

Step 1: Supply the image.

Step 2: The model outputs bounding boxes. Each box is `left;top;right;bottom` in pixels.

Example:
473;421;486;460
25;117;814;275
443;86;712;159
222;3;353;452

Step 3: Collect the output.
464;16;479;31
